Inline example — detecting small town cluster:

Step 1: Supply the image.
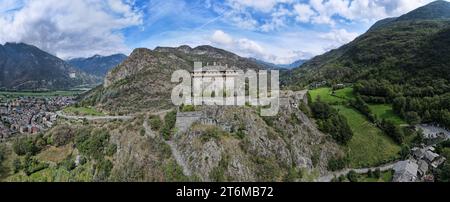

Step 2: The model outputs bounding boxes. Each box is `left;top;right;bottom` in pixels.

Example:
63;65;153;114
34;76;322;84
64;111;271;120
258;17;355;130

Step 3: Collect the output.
393;125;449;182
0;96;75;141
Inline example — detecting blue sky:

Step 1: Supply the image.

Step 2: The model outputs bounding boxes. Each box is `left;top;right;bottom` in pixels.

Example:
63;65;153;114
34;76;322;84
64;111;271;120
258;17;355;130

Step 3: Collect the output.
0;0;443;64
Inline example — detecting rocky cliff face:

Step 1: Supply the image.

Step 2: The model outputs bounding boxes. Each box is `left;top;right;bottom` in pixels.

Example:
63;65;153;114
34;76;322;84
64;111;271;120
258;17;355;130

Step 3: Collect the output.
166;91;342;181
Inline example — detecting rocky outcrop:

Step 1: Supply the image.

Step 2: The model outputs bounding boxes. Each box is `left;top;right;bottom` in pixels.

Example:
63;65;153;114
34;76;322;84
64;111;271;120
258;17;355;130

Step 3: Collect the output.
167;91;342;181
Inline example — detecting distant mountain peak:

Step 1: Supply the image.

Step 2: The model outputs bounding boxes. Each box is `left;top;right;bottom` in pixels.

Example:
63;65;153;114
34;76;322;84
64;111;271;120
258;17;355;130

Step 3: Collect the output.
397;0;450;21
369;0;450;31
67;53;127;77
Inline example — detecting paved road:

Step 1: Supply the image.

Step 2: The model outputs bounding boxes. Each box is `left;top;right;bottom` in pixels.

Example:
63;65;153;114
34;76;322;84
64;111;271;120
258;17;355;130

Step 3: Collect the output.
56;111;133;121
317;162;398;182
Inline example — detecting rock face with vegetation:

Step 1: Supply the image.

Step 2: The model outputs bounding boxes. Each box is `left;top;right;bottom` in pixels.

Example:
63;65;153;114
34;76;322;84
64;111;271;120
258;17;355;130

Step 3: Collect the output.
80;45;268;114
0;43;99;90
168;92;342;181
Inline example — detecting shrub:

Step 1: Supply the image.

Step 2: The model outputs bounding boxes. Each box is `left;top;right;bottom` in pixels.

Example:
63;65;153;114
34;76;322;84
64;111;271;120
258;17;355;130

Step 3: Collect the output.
149;115;162;131
23;156;49;176
0;145;5;165
311;100;353;145
298;102;312;117
328;156;348;171
180;104;196;112
399;145;411;160
201;126;224;143
164;161;189;182
347;170;358;182
380;119;404;144
95;158;113;181
405;111;421;125
60;157;76;171
76;129;110;160
374;168;381;179
105;144;117;156
13;137;39;156
12;158;21;173
161;110;177;141
284;167;303;182
50;125;75;147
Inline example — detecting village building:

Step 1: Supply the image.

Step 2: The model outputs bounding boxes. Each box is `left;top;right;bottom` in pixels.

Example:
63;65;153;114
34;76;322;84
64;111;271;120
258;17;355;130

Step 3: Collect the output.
393;160;419;182
0;96;74;139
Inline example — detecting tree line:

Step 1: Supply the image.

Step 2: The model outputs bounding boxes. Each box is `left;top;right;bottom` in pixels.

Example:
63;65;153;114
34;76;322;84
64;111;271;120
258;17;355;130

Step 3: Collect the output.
354;79;450;129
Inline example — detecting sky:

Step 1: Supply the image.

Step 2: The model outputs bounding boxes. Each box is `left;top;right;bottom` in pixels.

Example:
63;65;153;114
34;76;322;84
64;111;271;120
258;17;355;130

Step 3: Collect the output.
0;0;444;64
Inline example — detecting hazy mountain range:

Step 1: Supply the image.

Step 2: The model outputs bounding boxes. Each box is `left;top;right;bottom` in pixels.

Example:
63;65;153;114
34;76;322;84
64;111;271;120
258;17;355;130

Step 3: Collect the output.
67;54;127;77
249;58;307;70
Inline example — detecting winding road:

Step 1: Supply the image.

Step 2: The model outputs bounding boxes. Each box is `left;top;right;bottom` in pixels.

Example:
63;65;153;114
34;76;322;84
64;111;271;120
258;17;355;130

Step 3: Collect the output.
317;162;398;182
56;111;133;121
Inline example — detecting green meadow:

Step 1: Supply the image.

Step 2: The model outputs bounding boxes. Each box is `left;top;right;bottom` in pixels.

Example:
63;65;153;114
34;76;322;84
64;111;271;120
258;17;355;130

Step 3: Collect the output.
309;87;403;168
63;106;105;116
334;106;401;167
309;87;350;104
369;104;407;126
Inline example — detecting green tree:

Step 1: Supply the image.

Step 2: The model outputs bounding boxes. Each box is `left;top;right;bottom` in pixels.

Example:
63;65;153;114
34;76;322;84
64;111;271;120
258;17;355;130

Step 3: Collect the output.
13;137;39;156
161;110;177;141
437;163;450;182
399;145;411;160
347;170;358;182
405;111;421;125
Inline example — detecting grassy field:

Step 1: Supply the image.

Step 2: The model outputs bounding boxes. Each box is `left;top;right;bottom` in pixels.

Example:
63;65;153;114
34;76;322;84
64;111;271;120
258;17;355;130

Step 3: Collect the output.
37;144;74;163
309;88;349;104
334;87;355;101
369;104;407;126
334;106;401;168
63;106;105;116
309;87;402;167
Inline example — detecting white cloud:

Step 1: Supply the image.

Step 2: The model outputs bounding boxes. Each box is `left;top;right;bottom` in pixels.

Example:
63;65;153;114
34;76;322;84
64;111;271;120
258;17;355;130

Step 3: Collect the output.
236;38;265;56
0;0;143;58
208;30;315;64
320;28;359;50
293;3;316;23
226;0;293;13
260;5;292;32
211;30;234;45
292;0;442;25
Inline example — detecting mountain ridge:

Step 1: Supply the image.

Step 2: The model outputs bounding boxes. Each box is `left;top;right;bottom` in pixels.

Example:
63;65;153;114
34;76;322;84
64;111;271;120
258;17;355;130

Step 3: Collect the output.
287;0;450;88
0;42;99;91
